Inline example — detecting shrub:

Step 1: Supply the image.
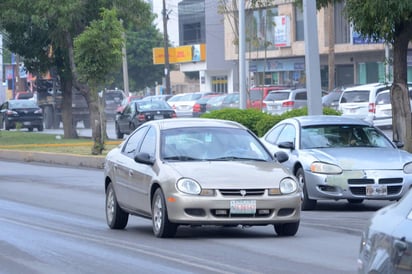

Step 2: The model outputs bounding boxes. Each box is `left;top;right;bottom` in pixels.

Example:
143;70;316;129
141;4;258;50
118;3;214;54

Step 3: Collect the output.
201;107;341;137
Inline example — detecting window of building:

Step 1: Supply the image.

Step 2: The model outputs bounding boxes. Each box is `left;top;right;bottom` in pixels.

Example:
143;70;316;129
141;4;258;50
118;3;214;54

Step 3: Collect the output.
183;23;201;45
245;7;278;52
295;7;304;41
334;2;351;44
212;76;228;93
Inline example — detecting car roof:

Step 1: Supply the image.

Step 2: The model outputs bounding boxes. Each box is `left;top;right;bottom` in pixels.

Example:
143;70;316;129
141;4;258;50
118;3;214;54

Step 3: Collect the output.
283;115;372;127
343;82;390;91
145;117;247;131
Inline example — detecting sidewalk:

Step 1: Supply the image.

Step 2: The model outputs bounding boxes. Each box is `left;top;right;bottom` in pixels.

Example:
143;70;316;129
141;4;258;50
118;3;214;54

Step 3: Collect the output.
0;149;105;169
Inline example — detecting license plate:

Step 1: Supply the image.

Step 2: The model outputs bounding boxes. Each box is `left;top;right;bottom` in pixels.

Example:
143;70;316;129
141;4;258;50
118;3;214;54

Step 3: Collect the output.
366;185;387;196
154;115;164;119
350;108;357;113
230;200;256;214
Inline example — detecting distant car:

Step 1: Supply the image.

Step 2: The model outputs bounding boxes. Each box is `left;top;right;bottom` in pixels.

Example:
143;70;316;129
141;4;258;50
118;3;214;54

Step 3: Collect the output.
205;94;227;112
0;99;44;131
322;89;343;110
220;92;240;109
260;115;412;210
192;94;221;117
262;88;310;115
15;91;34;100
116;95;143;113
115;99;176;139
142;94;173;102
249;85;290;109
101;89;126;121
104;118;301;238
357;188;412;273
168;92;217;117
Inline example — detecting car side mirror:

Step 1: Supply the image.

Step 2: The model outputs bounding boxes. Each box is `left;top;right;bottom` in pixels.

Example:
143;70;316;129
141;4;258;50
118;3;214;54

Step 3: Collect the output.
278;141;295;150
274;151;289;163
134;152;155;165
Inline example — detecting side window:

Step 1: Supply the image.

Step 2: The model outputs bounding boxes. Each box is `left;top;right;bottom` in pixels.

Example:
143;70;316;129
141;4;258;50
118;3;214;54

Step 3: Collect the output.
140;127;156;159
264;124;285;144
122;126;148;158
277;124;296;144
295;92;307;100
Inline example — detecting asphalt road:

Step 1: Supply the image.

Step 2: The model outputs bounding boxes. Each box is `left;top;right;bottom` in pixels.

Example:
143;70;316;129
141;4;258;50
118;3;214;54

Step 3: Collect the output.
0;160;392;274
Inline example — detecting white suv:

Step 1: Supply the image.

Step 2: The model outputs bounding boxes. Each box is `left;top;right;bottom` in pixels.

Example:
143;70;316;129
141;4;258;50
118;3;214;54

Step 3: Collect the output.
338;83;391;121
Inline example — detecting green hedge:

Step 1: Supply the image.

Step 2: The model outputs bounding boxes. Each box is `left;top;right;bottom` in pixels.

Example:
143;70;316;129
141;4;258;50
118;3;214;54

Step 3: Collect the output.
201;107;341;137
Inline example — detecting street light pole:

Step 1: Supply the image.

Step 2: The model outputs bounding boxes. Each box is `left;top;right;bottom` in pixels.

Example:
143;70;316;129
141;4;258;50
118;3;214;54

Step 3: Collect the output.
162;0;171;95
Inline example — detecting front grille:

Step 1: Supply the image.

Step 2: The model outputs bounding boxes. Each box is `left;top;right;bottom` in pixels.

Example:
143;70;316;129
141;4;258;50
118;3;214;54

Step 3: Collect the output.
211;209;272;218
379;178;403;184
219;189;265;197
348;179;374;185
349;185;402;196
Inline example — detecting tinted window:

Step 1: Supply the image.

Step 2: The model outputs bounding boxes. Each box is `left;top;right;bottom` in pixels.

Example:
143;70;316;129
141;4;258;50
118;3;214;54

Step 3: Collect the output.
265;91;290;101
122;126;149;158
294;91;307;100
340;90;370;103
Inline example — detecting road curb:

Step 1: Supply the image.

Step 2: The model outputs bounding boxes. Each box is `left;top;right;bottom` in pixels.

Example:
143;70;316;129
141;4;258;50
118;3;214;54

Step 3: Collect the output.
0;149;105;169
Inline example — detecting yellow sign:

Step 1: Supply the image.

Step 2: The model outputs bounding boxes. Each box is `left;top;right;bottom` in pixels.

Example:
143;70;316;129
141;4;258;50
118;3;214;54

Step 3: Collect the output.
152;44;206;64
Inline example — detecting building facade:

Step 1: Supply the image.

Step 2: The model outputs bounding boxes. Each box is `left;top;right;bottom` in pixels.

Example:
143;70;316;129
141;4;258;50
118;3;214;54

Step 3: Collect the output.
223;0;412;91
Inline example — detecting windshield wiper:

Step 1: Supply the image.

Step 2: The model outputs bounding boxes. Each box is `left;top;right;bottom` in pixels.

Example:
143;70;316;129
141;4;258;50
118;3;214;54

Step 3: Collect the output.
208;156;265;161
163;156;202;161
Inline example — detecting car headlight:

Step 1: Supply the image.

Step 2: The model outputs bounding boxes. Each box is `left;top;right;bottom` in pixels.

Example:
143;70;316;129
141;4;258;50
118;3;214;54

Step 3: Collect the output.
176;178;201;195
279;177;298;194
403;162;412;174
310;162;342;174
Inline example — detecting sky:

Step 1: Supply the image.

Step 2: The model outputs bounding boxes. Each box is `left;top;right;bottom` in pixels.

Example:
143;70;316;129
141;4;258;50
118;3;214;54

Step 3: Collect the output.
146;0;180;46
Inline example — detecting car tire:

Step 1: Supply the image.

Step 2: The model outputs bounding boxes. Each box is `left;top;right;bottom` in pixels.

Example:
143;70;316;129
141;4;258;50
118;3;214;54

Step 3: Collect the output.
105;182;129;229
296;167;317;211
274;221;300;236
347;199;364;204
28;127;33;132
115;122;124;139
152;188;177;238
4;117;10;130
37;124;44;132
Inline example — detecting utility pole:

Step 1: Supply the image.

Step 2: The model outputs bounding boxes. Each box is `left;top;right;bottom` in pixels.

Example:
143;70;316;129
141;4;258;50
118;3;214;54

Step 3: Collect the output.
162;0;171;95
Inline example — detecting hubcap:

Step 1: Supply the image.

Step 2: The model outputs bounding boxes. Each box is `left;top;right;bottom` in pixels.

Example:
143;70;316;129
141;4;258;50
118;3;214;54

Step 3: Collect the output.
153;195;163;232
106;188;115;223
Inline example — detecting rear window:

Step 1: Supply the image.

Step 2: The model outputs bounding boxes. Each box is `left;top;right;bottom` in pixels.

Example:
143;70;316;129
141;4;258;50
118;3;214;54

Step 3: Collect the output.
340;90;370;103
376;92;390;105
264;92;290;101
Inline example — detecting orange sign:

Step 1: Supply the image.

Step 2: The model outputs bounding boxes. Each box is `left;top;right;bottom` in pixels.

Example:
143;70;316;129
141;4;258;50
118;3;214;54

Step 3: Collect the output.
152;44;206;64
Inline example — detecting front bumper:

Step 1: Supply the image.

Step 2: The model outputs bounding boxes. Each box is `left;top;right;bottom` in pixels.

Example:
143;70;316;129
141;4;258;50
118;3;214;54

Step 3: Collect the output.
304;169;412;200
165;191;301;225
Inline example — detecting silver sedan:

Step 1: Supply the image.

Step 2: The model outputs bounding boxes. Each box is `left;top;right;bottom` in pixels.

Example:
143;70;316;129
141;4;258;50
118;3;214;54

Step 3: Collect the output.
260;115;412;210
104;118;301;238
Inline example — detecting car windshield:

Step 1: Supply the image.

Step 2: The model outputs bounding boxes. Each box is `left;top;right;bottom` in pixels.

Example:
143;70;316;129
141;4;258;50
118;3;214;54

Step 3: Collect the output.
161;127;272;161
135;100;171;110
340;90;369;103
300;125;394;149
265;91;290;101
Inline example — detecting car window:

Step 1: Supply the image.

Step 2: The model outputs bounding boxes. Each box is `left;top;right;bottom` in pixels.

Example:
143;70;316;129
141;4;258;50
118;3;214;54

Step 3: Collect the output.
277;124;296;144
300;125;394;148
265;92;290;101
376;92;390;105
122;126;149;158
264;124;285;144
294;91;307;100
140;127;156;159
340;90;370;103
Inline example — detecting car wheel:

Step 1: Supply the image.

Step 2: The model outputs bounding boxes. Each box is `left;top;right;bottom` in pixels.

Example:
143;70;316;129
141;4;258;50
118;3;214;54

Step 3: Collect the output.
115;122;124;139
37;124;44;132
274;221;300;236
28;127;34;132
152;188;177;238
347;199;364;204
105;182;128;229
4;117;10;130
296;167;317;211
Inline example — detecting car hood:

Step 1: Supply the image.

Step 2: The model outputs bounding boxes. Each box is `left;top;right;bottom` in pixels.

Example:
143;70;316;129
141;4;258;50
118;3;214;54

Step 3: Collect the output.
305;147;412;170
166;161;293;188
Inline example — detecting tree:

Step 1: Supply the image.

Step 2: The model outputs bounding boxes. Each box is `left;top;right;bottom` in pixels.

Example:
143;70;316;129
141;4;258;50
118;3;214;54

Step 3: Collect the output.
0;0;153;153
74;8;124;154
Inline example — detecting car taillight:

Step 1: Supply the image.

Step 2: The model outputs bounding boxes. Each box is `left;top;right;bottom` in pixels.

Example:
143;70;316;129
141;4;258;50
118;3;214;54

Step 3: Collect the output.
282;101;294;107
368;102;376;113
137;114;146;121
193;103;201;112
35;109;43;114
171;112;177;118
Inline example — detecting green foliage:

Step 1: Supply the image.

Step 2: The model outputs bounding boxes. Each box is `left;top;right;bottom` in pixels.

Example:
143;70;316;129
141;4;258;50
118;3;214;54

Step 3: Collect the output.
201;107;341;137
74;8;124;87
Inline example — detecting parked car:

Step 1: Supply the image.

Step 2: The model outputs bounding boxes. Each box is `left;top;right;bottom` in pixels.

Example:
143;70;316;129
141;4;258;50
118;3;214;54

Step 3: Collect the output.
322;89;344;110
338;83;392;120
357;188;412;273
260;115;412;210
14;91;34;100
104;118;301;238
192;94;221;117
205;94;227;112
115;100;176;139
220;92;240;109
249;85;290;109
116;95;143;113
263;88;326;115
365;87;412;128
101;89;126;121
0;99;44;131
168;92;217;117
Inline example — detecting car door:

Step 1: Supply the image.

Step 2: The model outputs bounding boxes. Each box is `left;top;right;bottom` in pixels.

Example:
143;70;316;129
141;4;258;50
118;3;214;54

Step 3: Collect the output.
127;126;157;213
117;103;134;134
272;123;298;172
114;126;149;210
294;91;307;109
